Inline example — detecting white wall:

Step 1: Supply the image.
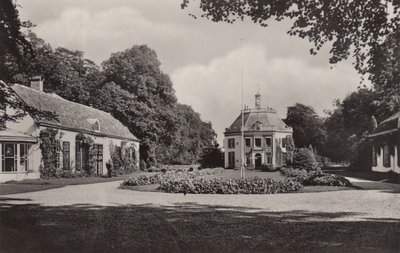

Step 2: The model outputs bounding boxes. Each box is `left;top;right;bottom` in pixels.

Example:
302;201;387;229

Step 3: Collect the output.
56;128;139;175
372;145;400;174
224;132;292;169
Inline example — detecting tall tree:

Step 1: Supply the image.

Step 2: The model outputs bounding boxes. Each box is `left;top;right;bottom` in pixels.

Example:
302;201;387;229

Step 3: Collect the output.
284;103;326;152
323;88;377;164
0;2;54;130
101;45;179;164
0;0;32;82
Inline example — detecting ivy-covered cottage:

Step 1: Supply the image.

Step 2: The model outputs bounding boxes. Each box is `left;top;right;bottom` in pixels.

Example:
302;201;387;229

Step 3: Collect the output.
370;112;400;174
223;93;293;169
0;78;139;182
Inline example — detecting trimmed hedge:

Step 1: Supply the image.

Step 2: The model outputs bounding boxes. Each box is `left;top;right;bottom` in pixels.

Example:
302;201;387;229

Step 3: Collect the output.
160;177;303;194
280;167;351;187
121;168;225;187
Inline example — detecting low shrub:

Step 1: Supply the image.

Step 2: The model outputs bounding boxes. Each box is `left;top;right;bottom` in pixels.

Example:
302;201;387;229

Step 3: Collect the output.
292;148;318;171
160;177;302;194
122;174;164;186
280;167;351;187
121;168;225;187
304;173;351;186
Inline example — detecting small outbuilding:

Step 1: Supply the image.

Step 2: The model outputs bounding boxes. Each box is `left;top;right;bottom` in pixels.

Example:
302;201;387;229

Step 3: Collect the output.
0;78;139;182
370;112;400;174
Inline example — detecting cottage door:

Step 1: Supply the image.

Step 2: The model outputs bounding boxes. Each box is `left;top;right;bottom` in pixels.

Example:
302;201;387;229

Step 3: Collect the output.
94;144;103;175
255;153;262;168
82;146;89;172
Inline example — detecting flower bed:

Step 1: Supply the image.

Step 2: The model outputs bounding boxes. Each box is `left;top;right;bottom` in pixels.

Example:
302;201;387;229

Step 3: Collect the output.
280;167;351;187
121;168;225;187
159;177;303;194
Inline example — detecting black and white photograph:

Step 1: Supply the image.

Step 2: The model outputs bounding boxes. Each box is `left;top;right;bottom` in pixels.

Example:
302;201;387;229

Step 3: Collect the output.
1;0;400;252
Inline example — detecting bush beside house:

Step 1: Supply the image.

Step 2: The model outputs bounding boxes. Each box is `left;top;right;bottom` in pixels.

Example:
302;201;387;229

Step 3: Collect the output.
292;148;318;171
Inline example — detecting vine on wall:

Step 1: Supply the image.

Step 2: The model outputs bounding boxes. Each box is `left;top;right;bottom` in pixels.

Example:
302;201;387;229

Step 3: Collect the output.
39;128;61;178
110;141;138;174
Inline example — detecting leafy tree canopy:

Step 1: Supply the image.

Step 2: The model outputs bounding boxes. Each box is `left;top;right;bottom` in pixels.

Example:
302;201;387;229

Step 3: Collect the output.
284;103;326;152
0;0;32;81
182;0;400;79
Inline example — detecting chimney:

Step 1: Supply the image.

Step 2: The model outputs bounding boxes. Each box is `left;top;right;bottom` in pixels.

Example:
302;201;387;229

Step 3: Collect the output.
30;76;43;92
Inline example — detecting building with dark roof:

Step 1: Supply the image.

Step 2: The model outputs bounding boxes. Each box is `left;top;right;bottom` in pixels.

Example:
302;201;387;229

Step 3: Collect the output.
224;93;292;169
0;78;139;182
369;112;400;174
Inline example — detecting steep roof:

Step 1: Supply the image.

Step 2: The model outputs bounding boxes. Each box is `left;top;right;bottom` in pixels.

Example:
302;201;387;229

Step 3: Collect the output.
370;112;400;137
225;108;292;135
11;84;138;141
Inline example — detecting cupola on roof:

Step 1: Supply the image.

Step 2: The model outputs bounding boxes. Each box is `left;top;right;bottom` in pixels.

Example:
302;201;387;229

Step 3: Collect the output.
224;93;292;134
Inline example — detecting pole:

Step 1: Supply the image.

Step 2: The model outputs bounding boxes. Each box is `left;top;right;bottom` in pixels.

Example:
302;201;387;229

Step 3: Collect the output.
241;40;245;179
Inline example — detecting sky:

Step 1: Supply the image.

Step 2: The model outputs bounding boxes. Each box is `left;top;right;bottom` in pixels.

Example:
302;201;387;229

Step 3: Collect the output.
17;0;363;143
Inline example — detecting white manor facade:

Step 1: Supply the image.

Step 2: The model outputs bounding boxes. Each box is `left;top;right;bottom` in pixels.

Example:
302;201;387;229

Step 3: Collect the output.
223;93;293;169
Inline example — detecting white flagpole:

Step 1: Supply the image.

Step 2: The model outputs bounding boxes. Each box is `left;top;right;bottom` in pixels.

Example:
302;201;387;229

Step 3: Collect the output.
241;40;245;179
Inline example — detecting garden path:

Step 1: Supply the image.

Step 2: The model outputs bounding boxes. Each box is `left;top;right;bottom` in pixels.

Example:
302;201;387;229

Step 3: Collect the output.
2;179;400;221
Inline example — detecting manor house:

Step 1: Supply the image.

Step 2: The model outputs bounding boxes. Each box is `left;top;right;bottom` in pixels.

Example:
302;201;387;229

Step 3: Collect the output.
223;93;292;169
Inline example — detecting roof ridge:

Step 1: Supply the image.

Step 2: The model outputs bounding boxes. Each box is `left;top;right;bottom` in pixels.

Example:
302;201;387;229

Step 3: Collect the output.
10;83;138;140
12;84;111;116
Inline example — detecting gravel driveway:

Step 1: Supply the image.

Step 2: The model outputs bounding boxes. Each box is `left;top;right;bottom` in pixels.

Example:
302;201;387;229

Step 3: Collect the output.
3;180;400;221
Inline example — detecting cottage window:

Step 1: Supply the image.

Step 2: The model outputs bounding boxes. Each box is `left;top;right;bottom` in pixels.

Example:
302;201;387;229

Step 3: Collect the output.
228;152;235;167
282;138;287;148
372;146;377;167
265;137;271;147
383;144;390;168
1;143;30;172
62;141;70;170
255;138;262;147
245;138;251;147
19;143;30;171
228;138;235;149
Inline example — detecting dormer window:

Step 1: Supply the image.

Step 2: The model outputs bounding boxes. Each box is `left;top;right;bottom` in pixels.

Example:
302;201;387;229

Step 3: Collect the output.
87;118;100;132
254;121;261;130
93;121;100;131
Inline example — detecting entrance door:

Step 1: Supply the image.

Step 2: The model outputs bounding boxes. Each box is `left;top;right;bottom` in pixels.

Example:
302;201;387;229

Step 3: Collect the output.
255;153;262;168
94;144;103;175
81;145;89;172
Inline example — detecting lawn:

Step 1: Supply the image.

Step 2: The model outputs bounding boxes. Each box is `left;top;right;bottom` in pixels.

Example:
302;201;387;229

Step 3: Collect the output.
0;173;142;195
0;201;399;253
